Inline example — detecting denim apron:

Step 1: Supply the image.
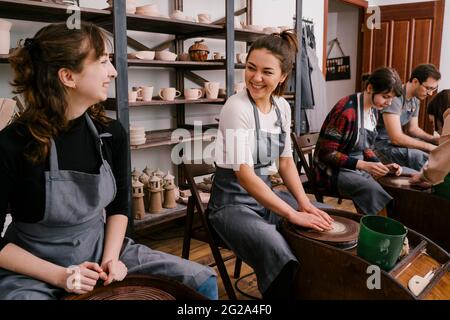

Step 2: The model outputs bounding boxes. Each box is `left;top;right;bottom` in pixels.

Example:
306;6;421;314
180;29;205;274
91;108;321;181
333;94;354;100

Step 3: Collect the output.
0;113;215;299
337;93;392;215
208;91;299;294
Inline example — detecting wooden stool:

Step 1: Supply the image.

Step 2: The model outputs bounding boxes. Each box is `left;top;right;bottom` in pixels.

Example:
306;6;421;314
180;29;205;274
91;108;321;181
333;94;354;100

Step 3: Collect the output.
63;274;207;300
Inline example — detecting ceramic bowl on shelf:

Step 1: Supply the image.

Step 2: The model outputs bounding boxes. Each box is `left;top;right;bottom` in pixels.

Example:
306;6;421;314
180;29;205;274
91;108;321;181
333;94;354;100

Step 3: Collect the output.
236;53;248;64
178;53;190;61
135;4;160;17
197;13;211;24
155;50;177;61
128;51;155;60
278;25;292;32
244;24;265;32
263;27;280;34
169;10;185;20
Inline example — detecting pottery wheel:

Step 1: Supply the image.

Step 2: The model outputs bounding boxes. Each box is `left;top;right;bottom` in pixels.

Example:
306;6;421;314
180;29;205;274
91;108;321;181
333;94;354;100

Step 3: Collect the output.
292;215;359;250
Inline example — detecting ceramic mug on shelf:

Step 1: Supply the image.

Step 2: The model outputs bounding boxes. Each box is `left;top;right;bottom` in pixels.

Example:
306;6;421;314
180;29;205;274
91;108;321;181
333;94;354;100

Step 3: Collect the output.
128;89;140;103
197;13;211;24
234;82;246;93
140;86;154;102
236;53;248;64
184;88;203;100
213;52;224;60
159;87;181;101
204;82;220;99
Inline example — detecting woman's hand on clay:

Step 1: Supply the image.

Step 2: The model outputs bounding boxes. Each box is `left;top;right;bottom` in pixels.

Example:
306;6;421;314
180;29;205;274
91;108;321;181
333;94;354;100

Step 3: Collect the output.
101;259;128;286
289;210;333;232
62;261;107;294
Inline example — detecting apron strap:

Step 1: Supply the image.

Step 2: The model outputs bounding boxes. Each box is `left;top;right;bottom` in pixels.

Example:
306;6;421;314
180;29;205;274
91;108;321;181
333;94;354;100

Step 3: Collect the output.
84;113;107;162
49;139;59;177
247;90;284;168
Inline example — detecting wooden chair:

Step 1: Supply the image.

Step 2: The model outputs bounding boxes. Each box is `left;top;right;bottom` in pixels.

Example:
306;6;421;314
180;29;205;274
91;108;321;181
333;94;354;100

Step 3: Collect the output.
291;132;350;204
181;162;242;300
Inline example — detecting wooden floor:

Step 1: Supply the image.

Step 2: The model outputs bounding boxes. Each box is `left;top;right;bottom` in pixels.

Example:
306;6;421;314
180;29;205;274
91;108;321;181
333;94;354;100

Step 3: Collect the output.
134;195;356;300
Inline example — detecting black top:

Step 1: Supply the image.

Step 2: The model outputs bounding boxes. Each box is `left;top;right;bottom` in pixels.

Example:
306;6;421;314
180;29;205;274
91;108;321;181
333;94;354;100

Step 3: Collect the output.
0;113;129;251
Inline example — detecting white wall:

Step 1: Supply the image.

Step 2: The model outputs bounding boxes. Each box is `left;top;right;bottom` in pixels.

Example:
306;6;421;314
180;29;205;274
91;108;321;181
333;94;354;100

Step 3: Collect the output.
326;0;359;110
252;0;325;69
368;0;450;91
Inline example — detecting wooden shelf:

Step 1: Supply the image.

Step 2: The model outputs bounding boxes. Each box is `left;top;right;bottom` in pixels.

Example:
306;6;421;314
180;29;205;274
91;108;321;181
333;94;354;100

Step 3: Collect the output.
130;128;216;150
234;28;268;42
128;59;226;70
0;54;9;63
125;13;224;36
104;98;225;110
110;12;269;42
133;203;187;231
0;0;110;23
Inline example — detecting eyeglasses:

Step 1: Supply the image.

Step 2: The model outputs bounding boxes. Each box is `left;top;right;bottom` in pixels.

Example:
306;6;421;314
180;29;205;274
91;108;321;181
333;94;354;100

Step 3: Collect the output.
420;83;438;93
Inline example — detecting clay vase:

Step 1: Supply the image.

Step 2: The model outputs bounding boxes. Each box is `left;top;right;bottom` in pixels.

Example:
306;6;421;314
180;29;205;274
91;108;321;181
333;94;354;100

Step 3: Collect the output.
149;189;163;213
148;175;163;213
132;178;145;220
139;172;150;211
163;172;177;209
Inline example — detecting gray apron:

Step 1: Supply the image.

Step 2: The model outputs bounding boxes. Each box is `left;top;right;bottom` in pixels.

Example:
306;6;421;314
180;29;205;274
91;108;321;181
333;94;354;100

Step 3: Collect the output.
337;93;392;215
0;113;214;300
208;91;299;294
374;85;429;170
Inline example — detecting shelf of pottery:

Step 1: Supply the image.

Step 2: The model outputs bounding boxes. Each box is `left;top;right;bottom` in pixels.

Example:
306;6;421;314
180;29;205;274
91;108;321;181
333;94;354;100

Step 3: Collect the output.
131;166;213;231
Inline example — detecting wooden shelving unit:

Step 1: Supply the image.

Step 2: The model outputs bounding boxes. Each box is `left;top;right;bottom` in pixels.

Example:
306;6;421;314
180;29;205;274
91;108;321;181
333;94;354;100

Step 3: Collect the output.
0;0;110;22
133;203;187;232
0;54;9;63
130;129;216;150
127;59;226;70
0;0;305;233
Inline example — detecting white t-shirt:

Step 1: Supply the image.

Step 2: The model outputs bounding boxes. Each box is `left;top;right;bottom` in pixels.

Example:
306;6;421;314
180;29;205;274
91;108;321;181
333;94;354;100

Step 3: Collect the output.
214;90;292;173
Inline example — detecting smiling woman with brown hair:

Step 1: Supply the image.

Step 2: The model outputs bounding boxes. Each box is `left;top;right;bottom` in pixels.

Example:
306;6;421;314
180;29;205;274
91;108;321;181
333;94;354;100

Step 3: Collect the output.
0;22;217;300
209;31;333;300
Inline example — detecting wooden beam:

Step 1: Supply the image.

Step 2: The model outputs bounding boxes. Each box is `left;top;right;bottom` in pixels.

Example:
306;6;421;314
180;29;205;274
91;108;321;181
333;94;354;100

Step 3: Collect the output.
211;8;247;25
185;71;208;87
341;0;368;8
150;38;176;52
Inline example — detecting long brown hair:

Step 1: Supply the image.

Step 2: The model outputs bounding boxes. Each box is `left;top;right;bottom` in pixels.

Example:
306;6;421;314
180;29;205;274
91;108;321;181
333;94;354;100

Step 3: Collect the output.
9;22;111;164
246;30;299;96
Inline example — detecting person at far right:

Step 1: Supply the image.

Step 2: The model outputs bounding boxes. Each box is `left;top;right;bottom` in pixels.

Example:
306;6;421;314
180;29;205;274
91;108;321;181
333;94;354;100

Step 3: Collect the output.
409;106;450;201
374;64;441;171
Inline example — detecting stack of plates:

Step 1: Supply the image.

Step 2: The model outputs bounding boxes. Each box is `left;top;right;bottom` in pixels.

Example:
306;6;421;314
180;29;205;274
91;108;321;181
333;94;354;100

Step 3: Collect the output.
130;127;146;145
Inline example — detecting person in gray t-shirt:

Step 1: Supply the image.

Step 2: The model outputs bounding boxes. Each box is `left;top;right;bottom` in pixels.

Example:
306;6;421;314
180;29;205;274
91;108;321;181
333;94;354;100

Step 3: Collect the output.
374;64;441;170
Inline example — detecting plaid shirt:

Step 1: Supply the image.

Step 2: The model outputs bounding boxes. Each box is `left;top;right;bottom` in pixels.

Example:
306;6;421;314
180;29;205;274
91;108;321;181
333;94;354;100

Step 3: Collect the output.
313;94;379;193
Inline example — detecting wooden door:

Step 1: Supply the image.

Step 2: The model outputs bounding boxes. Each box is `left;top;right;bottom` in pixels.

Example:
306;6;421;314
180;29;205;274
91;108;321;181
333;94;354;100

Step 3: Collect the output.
361;0;445;132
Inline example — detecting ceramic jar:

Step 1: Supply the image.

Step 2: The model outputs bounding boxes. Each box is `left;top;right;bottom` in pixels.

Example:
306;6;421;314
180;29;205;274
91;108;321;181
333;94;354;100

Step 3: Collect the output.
189;40;209;62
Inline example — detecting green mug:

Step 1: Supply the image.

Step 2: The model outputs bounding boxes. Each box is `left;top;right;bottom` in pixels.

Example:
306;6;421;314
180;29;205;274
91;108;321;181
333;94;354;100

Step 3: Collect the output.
357;215;407;271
